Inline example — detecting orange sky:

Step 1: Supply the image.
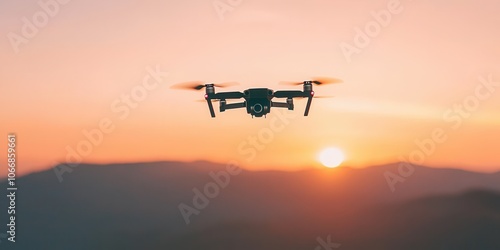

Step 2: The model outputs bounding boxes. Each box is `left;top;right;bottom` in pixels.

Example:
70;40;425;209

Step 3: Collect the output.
1;0;500;177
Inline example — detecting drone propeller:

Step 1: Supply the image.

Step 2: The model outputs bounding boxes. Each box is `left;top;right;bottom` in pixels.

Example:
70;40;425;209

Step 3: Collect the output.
195;99;217;102
314;95;335;98
171;81;239;90
297;95;335;100
280;77;343;86
311;77;343;85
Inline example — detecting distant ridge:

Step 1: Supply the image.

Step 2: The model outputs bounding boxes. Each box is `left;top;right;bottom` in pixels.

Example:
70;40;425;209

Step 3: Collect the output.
2;161;499;249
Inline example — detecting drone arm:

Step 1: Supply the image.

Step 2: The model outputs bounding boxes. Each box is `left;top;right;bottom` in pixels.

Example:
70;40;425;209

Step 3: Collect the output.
206;91;244;117
224;102;246;110
273;90;306;98
271;102;288;108
214;91;244;99
206;98;216;117
220;100;246;112
304;96;313;116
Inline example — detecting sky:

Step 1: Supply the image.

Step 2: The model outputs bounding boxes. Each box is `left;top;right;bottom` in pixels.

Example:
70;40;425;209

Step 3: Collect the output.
1;0;499;176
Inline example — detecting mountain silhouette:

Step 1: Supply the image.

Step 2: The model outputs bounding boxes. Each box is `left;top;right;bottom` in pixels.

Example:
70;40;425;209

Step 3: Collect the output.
1;161;499;249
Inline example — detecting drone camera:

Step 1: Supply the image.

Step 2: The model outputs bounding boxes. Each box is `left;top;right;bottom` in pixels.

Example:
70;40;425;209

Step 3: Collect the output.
253;103;263;113
249;99;270;117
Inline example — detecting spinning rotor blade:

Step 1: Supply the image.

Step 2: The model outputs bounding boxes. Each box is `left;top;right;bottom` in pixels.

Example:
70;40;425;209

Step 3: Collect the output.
195;99;217;102
311;77;343;85
279;77;342;86
296;95;335;100
214;82;239;88
171;81;206;90
279;81;304;86
171;81;239;90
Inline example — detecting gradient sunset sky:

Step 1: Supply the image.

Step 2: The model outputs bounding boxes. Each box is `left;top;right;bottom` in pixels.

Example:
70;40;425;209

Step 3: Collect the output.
1;0;499;176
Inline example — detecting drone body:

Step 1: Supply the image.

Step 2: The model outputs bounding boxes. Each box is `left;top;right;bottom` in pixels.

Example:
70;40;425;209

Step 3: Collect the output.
173;77;341;118
206;84;313;118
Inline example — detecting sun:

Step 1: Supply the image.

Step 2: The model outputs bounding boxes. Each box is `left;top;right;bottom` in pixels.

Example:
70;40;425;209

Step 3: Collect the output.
318;147;345;168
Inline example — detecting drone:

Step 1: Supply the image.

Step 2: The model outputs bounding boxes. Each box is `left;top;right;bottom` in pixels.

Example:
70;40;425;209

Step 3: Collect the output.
172;77;342;118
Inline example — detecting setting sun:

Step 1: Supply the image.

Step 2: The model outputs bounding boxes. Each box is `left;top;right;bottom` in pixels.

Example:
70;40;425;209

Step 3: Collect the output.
318;147;345;168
